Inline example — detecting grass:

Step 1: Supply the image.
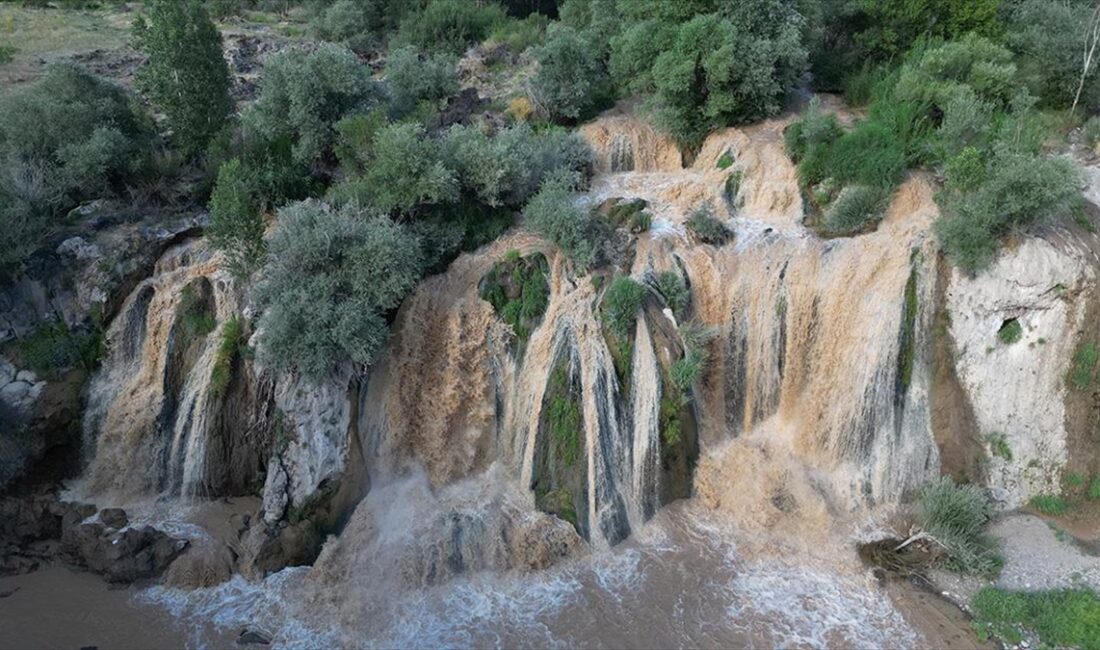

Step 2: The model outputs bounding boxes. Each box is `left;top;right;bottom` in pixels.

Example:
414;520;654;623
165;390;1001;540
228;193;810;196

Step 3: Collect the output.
0;43;15;65
986;433;1012;462
1071;342;1098;390
997;319;1023;345
971;587;1100;650
822;185;890;235
1089;476;1100;500
602;276;646;339
917;477;1002;577
1029;494;1069;516
1066;472;1086;488
603;198;651;234
655;270;689;317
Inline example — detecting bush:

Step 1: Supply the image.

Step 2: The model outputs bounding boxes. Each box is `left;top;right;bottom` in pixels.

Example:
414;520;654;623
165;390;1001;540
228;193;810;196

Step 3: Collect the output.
1072;342;1099;390
489;13;549;53
242;44;377;167
997;319;1023;345
392;0;506;55
523;173;600;269
209;316;243;398
686;207;732;245
332;110;388;177
1085;117;1100;151
134;0;232;156
917;477;1002;576
1005;0;1100;112
602;276;646;339
655;270;688;316
479;252;550;344
384;46;459;119
254;200;425;378
893;35;1024;114
670;348;704;394
312;0;409;52
1028;494;1068;516
530;26;610;123
207;158;266;279
972;587;1100;650
785;98;843;163
822;185;890;236
17;322;102;379
355;122;458;214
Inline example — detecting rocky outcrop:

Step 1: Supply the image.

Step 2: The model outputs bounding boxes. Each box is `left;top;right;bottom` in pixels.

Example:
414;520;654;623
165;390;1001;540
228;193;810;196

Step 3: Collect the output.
62;519;189;583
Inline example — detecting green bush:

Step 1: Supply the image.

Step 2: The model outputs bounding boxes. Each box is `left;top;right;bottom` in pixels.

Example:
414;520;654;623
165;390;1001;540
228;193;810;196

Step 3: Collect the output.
785;98;843;164
209;316;243;398
355;122;458;214
917;477;1002;576
547;362;582;467
530;26;610;123
1072;342;1099;390
655;270;688;316
523;173;600;269
384;46;459;119
972;587;1100;650
1029;494;1068;516
0;45;16;66
822;185;890;236
479;252;550;344
242;44;377;167
253;200;425;378
489;13;549;53
686;207;732;245
392;0;506;55
312;0;409;52
332;110;389;177
207;158;266;279
670;348;704;394
602;276;646;339
894;34;1024;113
134;0;232;156
1005;0;1100;112
17;322;102;380
997;319;1023;345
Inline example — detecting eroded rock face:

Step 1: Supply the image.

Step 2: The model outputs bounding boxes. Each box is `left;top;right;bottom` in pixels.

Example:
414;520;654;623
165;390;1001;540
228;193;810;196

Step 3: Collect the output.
946;237;1096;507
62;520;189;583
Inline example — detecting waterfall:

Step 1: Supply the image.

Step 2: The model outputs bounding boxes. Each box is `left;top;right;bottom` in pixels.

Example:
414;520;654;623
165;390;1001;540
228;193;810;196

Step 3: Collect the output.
629;314;662;522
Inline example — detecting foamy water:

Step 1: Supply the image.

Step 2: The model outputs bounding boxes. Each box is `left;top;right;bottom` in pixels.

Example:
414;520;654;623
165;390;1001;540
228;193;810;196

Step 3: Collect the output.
139;503;919;649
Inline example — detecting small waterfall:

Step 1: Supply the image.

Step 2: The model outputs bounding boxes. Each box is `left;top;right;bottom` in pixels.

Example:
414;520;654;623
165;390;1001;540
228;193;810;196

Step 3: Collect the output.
79;239;236;500
629;314;662;522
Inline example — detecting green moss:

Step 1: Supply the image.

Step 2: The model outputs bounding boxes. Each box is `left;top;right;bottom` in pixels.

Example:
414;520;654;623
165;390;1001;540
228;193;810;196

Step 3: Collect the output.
716;152;734;169
602;276;646;339
725;170;742;205
479;252;550;348
536;487;578;529
178;285;216;340
1029;494;1068;516
972;587;1100;650
659;394;682;447
209;317;244;399
1071;342;1099;390
547;363;582;467
1089;476;1100;500
604;198;651;233
1066;472;1086;488
997;318;1023;345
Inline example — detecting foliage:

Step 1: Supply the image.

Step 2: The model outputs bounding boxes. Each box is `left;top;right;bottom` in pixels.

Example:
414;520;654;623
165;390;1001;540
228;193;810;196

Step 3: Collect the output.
655;270;688;316
479;252;550;344
242;44;376;167
645;9;808;146
392;0;507;55
893;35;1024;114
602;198;651;233
821;185;889;236
530;25;610;122
489;12;549;52
1072;342;1099;390
1028;494;1068;516
178;284;216;341
916;477;1002;576
670;348;704;394
133;0;232;156
972;587;1100;650
332;110;388;177
1005;0;1100;111
986;433;1012;462
686;207;731;245
716;152;733;170
209;316;243;398
207;158;266;278
547;361;582;467
0;65;152;271
384;46;459;119
312;0;409;52
17;321;102;380
0;44;15;66
1090;476;1100;501
253;200;425;378
354;122;458;214
523;173;600;269
602;276;645;339
997;319;1023;345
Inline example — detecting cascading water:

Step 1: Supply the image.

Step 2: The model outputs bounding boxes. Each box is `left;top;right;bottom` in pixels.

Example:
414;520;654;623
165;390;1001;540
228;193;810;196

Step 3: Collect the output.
78;239;236;500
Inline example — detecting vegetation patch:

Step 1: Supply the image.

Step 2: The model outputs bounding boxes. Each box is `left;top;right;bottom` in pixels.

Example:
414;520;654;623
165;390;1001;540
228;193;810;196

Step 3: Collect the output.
479;251;550;347
654;270;689;318
599;198;651;234
209;317;244;399
546;362;582;468
686;207;732;246
16;321;102;380
916;477;1002;577
178;284;216;342
716;152;734;170
1029;494;1069;516
972;587;1100;650
601;276;645;389
1071;342;1099;390
997;319;1023;345
897;265;918;392
986;433;1012;462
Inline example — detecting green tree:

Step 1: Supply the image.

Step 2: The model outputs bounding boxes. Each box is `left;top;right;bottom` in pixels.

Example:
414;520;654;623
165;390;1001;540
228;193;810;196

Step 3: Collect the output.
133;0;232;156
523;172;600;269
358;123;458;214
207;158;265;278
530;26;610;122
1005;0;1100;111
393;0;507;55
384;46;459;119
254;200;425;378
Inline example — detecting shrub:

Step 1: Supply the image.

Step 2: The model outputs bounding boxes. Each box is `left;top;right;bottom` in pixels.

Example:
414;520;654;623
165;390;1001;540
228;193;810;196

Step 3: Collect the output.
356;122;458;214
523;173;600;269
489;13;549;53
392;0;506;55
997;319;1023;345
785;98;843;164
972;587;1100;650
253;200;425;378
333;110;388;177
242;44;377;167
655;270;688;316
894;35;1024;114
822;185;890;236
207;158;266;279
1005;0;1100;111
686;207;732;245
0;45;16;66
986;433;1012;462
312;0;409;52
602;276;646;339
1072;342;1099;390
134;0;232;156
844;0;1001;63
1029;494;1068;516
1090;476;1100;501
209;316;243;398
937;149;1081;274
917;477;1002;576
17;322;102;379
670;348;705;394
384;46;459;119
480;252;550;344
530;26;610;123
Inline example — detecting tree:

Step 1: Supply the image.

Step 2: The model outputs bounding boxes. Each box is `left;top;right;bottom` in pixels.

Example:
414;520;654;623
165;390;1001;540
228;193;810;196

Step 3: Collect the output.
384;46;459;119
523;172;600;268
207;158;265;279
133;0;232;156
253;200;425;379
530;26;610;122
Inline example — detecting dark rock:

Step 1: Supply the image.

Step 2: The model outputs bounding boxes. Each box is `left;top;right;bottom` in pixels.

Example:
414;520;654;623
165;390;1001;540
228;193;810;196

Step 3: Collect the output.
63;521;189;583
99;507;128;530
236;628;272;645
237;521;322;580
